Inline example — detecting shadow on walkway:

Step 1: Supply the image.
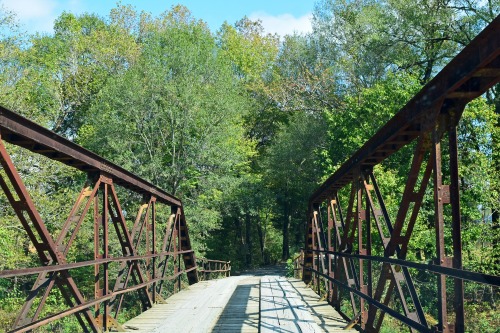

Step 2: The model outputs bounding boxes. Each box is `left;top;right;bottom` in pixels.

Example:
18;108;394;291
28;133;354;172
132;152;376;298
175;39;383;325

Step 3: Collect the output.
210;276;260;332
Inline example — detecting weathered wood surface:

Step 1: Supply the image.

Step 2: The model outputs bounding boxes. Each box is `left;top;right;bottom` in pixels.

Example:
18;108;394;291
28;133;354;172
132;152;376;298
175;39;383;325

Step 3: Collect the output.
123;272;356;333
288;278;358;332
210;275;260;332
123;276;251;333
260;276;356;333
260;275;320;332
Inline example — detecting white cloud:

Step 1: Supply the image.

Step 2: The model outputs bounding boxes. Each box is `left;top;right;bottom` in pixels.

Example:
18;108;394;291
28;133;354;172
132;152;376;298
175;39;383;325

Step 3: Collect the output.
2;0;57;20
249;12;313;37
1;0;60;33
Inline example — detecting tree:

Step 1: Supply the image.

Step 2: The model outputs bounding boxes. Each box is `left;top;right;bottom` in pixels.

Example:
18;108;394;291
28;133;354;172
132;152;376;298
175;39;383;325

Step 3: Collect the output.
313;0;498;89
262;111;327;260
78;5;254;250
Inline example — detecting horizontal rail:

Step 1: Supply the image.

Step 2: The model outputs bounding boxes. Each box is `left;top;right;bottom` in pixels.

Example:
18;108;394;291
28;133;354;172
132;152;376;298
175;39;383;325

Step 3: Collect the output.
305;248;500;287
10;266;197;333
198;259;231;264
0;249;195;278
197;269;230;273
303;266;432;333
311;15;500;203
0;105;181;206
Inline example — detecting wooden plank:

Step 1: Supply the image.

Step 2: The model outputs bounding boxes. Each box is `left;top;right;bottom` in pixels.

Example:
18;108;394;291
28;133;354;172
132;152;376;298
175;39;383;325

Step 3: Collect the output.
124;275;260;333
287;278;358;333
260;275;326;333
260;276;281;332
210;275;260;333
124;272;357;333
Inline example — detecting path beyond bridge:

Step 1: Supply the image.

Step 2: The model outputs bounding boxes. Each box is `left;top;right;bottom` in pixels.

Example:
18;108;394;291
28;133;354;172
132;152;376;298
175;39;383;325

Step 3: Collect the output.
123;269;356;333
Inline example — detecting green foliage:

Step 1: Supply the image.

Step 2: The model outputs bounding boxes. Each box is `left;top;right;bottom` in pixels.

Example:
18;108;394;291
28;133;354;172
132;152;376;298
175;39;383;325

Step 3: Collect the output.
0;1;499;331
322;71;421;176
285;258;295;277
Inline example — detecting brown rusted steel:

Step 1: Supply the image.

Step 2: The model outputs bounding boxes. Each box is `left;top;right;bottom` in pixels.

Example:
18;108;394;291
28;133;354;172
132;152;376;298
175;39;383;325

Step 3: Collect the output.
432;126;448;332
0;102;226;331
448;126;465;333
310;15;500;205
0;139;99;332
304;15;500;333
0;250;194;278
327;199;334;302
363;171;427;332
330;193;358;314
0;105;181;207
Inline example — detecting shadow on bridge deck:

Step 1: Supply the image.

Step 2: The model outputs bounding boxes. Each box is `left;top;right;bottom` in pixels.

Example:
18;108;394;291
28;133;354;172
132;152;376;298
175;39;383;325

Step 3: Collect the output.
123;266;354;333
209;275;260;332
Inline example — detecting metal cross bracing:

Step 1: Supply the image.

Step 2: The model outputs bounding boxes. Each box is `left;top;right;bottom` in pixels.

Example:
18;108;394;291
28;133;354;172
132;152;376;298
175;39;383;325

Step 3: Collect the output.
302;14;500;333
0;104;229;332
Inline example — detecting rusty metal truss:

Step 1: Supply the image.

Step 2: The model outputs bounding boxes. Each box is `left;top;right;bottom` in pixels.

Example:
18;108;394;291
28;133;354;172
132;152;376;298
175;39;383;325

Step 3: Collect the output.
303;15;500;333
0;102;224;332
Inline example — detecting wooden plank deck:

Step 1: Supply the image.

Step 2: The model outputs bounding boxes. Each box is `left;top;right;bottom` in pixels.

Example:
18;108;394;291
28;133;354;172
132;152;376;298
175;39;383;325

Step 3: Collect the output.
123;272;356;333
260;276;321;332
287;278;357;332
260;276;357;333
123;276;251;333
210;275;260;332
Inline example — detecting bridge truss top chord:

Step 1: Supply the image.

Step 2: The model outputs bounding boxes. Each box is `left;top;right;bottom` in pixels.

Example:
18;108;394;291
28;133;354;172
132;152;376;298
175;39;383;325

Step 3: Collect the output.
303;14;500;333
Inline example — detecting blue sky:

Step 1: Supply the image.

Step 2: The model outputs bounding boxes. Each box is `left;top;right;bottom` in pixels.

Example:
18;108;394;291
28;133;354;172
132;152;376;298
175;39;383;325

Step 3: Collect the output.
0;0;316;36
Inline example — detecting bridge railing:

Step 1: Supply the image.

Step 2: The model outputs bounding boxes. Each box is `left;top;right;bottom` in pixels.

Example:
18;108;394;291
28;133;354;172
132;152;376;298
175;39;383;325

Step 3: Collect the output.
0;104;222;332
302;248;499;332
303;15;500;333
197;258;231;280
291;251;304;279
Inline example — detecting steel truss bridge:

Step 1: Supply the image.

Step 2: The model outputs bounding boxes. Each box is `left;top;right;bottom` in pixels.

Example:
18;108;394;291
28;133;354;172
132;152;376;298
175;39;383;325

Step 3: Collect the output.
302;14;500;333
0;13;499;333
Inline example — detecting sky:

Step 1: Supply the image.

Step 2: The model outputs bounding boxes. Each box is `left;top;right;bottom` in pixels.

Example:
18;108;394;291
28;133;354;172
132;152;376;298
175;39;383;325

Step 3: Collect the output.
0;0;316;36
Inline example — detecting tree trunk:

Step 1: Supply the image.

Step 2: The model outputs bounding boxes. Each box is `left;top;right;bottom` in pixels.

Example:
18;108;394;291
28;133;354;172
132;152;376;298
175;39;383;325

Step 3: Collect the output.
245;212;252;267
235;217;245;267
256;211;265;263
282;201;290;261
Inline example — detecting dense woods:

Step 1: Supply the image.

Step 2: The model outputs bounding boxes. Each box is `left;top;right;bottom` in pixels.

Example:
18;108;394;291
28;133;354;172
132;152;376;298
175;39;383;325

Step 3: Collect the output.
0;1;498;331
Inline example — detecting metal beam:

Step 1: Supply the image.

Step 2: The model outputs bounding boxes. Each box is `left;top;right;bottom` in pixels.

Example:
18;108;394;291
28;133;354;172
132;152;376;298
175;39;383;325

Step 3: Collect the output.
0;105;181;206
311;15;500;204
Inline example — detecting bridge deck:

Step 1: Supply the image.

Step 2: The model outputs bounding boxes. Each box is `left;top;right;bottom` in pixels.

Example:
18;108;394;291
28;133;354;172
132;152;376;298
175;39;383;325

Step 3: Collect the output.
123;273;356;333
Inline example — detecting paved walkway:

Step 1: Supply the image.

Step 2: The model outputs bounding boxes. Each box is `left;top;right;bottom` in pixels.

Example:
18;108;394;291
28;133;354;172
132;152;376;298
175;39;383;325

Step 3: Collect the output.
123;269;356;333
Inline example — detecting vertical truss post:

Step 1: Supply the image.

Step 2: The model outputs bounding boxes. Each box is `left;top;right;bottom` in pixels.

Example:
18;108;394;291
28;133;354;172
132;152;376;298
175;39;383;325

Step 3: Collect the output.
312;207;319;293
356;173;366;328
176;206;198;284
432;127;449;333
335;191;359;316
330;197;341;309
156;212;176;297
94;178;111;331
312;203;330;296
151;198;157;304
449;125;464;333
177;217;182;292
364;172;372;300
327;198;334;303
172;206;181;293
